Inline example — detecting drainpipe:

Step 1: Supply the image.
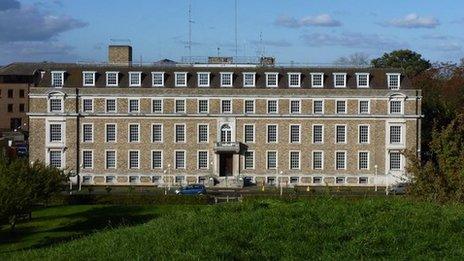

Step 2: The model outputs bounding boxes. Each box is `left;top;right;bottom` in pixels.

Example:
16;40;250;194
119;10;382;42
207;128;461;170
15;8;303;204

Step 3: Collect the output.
76;88;80;190
416;90;421;160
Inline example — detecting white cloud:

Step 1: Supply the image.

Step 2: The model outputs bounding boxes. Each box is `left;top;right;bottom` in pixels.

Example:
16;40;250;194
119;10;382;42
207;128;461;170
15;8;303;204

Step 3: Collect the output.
275;14;341;28
301;32;407;50
385;13;439;28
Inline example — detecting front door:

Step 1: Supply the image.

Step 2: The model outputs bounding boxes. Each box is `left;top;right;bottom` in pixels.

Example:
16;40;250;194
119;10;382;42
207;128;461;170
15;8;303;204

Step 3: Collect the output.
219;153;233;176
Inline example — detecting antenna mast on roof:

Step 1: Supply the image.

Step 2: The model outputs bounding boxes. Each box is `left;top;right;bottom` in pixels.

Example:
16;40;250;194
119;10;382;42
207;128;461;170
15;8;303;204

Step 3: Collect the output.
234;0;238;64
188;0;193;64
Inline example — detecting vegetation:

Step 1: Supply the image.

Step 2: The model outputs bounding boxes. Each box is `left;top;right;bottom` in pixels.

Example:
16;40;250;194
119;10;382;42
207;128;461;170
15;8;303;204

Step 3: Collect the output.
371;49;431;77
4;198;464;260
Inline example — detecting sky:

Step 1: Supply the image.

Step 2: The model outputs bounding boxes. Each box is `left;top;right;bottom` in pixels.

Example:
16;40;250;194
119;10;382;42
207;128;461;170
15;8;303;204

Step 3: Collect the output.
0;0;463;65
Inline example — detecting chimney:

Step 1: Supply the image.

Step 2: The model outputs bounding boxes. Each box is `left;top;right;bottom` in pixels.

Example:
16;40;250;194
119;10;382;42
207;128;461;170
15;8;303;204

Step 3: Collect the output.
108;45;132;65
260;57;275;66
208;56;233;64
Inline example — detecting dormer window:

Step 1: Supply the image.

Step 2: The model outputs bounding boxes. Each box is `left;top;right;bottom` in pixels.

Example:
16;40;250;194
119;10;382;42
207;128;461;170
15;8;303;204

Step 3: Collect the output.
129;72;142;87
175;72;187;87
220;72;233;87
243;72;255;87
311;73;324;88
51;71;65;87
387;73;401;90
106;72;119;87
82;71;96;87
266;72;278;88
288;73;301;88
197;72;210;87
152;72;164;87
333;73;346;88
356;73;370;88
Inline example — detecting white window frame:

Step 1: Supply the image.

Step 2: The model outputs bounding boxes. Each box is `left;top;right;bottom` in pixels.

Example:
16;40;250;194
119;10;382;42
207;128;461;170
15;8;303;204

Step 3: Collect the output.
244;150;255;170
312;124;324;144
174;150;187;169
243;72;256;87
82;71;96;87
313;99;324;114
389;100;404;115
266;124;278;144
220;72;233;87
358;125;370;144
48;149;64;169
175;72;188;87
105;150;117;169
48;97;64;113
266;150;278;170
243;124;255;143
151;123;163;143
387;73;401;90
267;99;278;114
335;124;347;144
310;73;324;88
358;99;370;114
289;99;301;114
105;98;117;113
174;99;186;113
389;124;404;145
335;99;347;114
129;72;142;87
81;123;94;143
82;98;94;113
289;150;301;170
47;122;65;145
358;151;370;170
128;123;140;143
221;99;233;114
389;151;403;171
151;150;163;169
289;124;301;144
128;150;140;169
288;73;301;88
128;98;140;113
335;151;347;170
106;71;119;87
51;71;65;88
244;99;255;114
333;73;347;88
174;123;186;143
151;98;163;114
312;150;324;170
197;123;209;143
197;72;210;87
356;73;370;88
198;99;209;114
197;150;209;170
265;72;279;88
105;123;117;143
151;72;165;87
82;150;94;170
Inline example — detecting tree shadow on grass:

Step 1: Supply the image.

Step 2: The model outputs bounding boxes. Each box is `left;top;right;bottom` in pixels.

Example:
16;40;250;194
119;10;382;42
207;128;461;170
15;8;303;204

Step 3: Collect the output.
0;205;159;253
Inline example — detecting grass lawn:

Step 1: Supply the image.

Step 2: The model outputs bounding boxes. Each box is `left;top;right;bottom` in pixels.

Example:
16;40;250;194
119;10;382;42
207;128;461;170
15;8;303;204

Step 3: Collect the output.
3;197;464;260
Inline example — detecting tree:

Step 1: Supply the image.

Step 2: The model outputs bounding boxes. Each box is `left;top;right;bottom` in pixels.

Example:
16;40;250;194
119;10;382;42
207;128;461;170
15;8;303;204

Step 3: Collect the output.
334;52;369;67
371;49;431;77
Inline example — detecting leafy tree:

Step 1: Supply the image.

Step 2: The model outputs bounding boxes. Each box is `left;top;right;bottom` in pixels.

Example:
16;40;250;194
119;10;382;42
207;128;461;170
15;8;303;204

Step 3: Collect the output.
371;49;431;77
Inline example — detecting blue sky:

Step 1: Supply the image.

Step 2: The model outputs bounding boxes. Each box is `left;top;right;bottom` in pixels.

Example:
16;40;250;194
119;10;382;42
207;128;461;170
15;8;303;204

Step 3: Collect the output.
0;0;463;64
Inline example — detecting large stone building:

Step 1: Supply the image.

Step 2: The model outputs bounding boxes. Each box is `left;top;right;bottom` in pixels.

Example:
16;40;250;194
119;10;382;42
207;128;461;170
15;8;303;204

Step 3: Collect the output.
28;45;422;187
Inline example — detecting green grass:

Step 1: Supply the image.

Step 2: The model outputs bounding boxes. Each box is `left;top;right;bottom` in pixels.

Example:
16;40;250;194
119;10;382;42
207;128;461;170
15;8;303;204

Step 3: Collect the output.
4;197;464;260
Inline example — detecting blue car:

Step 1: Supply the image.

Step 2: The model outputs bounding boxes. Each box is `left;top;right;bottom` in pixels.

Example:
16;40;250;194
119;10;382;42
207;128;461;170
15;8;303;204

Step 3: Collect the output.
175;184;206;195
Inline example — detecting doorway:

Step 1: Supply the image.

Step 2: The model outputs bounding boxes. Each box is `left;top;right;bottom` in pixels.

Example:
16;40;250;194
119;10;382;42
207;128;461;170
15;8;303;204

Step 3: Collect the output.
219;153;233;176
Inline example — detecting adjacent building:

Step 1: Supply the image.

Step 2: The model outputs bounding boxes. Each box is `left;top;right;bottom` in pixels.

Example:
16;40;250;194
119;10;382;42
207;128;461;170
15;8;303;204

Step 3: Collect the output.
27;45;422;187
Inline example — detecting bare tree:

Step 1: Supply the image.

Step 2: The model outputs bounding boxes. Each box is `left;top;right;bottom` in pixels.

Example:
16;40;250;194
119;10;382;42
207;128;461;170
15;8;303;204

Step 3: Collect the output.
334;52;370;66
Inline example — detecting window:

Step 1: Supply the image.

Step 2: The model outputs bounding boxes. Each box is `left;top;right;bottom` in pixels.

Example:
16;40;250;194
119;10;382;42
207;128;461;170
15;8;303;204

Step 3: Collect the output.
82;99;93;112
220;72;233;87
175;124;186;143
83;71;95;86
359;177;369;184
198;151;209;169
128;99;139;113
290;151;300;170
8;89;13;98
336;151;346;170
152;99;163;113
313;176;322;184
129;151;140;169
244;124;255;143
82;124;93;142
389;100;403;114
313;100;324;114
7;104;13;112
106;124;116;142
290;177;299;184
243;73;255;87
175;99;186;113
175;72;187;87
19;104;25;112
129;124;139;142
267;124;278;143
267;177;276;185
152;150;163;169
290;125;300;143
244;100;255;114
311;73;324;88
106;150;116;169
175;151;186;169
152;72;164;87
19;89;25;98
336;177;346;184
390;125;402;144
221;100;232;114
49;98;63;112
267;151;277;169
82;150;93;169
49;150;62;168
358;151;369;170
336;125;346;143
336;100;346;114
197;72;210;87
106;72;118;86
244;151;254;169
220;124;232;142
359;100;370;114
267;100;278;114
198;124;209;143
106;176;116;184
51;71;64;87
198;99;209;113
359;125;369;144
390;152;402;170
129;176;139;184
106;99;117;113
388;73;400;90
266;73;278;87
312;151;323;170
152;124;163;142
49;124;62;142
129;72;142;87
290;100;300;114
313;125;324;143
333;73;346;88
288;73;301;87
356;73;369;88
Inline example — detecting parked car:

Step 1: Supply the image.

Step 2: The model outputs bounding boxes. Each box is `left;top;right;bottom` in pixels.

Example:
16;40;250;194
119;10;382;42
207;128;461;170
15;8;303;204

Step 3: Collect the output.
389;182;410;195
175;184;206;195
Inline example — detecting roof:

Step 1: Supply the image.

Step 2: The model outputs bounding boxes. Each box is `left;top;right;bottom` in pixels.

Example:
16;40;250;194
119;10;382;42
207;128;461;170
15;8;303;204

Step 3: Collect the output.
0;62;81;76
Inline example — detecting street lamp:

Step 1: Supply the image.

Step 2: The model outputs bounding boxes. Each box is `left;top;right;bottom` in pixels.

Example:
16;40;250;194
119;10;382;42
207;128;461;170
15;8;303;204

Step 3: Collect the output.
167;164;171;193
163;169;168;195
279;171;283;196
374;164;378;192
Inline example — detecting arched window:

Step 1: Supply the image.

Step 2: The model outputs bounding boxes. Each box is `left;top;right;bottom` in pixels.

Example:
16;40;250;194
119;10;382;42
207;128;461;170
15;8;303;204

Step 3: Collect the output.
220;124;232;142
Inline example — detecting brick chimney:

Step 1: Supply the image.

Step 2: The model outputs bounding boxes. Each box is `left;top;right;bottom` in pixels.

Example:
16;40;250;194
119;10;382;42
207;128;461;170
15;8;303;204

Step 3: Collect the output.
108;45;132;65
